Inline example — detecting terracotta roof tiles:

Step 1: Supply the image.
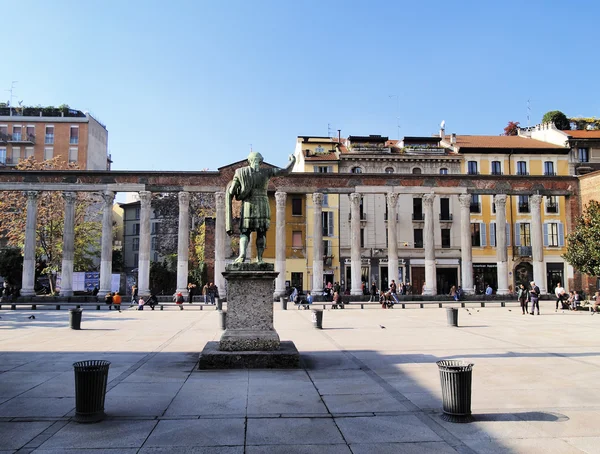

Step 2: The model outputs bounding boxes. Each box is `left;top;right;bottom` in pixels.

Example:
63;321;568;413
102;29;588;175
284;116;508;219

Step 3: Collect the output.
454;135;565;149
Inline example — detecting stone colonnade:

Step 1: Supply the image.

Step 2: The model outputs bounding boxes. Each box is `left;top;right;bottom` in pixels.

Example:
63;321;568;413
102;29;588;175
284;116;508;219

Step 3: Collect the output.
18;188;551;298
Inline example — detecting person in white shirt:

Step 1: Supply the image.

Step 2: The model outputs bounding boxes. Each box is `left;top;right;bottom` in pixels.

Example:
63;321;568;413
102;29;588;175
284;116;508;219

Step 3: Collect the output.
555;282;566;312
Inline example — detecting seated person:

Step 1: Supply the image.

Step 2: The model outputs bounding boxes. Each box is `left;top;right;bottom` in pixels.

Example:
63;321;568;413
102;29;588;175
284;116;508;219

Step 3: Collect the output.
331;291;344;309
289;287;298;305
592;291;600;314
572;290;582;310
380;290;394;309
298;291;313;310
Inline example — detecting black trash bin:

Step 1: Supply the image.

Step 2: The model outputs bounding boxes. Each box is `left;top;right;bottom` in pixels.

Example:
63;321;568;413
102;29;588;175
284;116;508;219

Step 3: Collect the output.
280;297;288;310
446;307;458;327
73;360;111;423
220;310;227;330
311;309;323;329
215;297;222;312
69;308;83;330
437;360;474;423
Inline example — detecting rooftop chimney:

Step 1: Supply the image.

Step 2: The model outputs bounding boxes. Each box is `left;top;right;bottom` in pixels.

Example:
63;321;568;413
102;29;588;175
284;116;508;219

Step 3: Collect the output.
450;133;456;144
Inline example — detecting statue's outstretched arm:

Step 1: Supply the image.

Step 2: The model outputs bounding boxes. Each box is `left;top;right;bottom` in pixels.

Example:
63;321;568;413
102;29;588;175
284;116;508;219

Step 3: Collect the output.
273;154;296;176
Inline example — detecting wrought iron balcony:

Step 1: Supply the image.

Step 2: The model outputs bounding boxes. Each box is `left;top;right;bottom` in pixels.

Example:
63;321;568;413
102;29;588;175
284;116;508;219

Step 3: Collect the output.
414;241;424;248
0;132;9;143
9;133;35;144
439;213;453;221
513;246;532;257
412;212;424;221
323;255;334;266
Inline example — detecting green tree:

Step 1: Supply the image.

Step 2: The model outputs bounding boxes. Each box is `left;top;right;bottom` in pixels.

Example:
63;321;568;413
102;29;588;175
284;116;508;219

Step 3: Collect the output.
0;248;24;286
563;200;600;277
503;121;520;136
542;110;570;130
0;157;102;293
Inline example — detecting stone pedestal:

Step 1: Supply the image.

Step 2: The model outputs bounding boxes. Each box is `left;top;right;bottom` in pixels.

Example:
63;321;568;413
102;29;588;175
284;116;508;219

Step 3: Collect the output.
198;262;299;369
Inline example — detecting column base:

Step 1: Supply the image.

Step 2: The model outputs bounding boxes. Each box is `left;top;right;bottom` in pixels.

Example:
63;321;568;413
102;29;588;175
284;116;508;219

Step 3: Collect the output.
198;341;300;369
496;288;510;295
20;288;35;297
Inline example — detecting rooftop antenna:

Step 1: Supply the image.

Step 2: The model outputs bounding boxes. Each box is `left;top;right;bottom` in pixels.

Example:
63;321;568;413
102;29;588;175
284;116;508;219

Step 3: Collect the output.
5;81;17;107
249;143;253;152
388;94;401;140
527;98;531;127
327;123;334;139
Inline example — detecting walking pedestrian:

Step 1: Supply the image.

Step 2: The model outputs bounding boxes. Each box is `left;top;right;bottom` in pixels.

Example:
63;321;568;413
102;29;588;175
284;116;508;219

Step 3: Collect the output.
369;281;378;302
138;296;145;311
202;283;209;303
187;283;196;304
174;291;184;310
517;284;529;315
131;285;138;307
529;281;540;315
555;282;566;312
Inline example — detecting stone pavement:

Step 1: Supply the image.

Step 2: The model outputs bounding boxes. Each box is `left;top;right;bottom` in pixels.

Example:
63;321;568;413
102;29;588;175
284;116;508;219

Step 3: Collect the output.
0;301;599;453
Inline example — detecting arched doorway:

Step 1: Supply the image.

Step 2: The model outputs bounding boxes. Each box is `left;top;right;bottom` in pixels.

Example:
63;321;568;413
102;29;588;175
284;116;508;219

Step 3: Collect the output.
514;262;533;290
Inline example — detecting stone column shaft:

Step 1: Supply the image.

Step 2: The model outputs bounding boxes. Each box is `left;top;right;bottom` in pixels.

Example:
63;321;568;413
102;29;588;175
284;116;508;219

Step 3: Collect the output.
214;192;226;298
387;192;399;286
494;194;509;294
350;193;362;296
176;192;190;294
138;191;151;296
312;193;324;292
530;194;546;294
98;191;115;298
423;193;437;295
21;191;38;296
60;192;76;297
274;191;287;298
459;194;474;294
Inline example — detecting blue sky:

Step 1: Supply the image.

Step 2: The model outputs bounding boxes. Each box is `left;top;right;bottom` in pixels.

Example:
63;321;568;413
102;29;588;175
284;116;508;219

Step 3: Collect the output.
2;0;599;172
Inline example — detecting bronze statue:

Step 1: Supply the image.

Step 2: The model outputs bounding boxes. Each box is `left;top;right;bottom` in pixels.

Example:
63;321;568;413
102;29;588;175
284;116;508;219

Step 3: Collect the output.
226;152;295;263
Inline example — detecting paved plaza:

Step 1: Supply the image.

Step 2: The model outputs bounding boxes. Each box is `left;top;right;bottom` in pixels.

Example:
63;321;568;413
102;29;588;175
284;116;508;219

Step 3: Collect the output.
0;301;599;453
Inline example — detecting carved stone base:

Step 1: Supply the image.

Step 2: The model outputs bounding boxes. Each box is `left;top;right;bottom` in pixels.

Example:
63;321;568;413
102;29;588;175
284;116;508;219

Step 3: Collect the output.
198;341;300;369
220;329;280;352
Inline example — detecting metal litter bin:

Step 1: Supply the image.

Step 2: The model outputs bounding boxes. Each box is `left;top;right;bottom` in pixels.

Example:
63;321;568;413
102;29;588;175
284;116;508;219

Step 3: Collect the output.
437;360;474;423
73;360;111;423
69;308;83;330
280;297;288;310
220;310;227;330
446;307;458;327
216;297;222;312
311;309;323;329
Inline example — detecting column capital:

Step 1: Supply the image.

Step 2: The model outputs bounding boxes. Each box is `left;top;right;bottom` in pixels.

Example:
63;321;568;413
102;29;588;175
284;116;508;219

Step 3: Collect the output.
458;194;471;208
215;191;225;210
101;190;114;205
423;193;435;207
24;190;38;201
350;192;361;206
275;191;287;208
62;191;77;204
386;191;399;205
139;191;151;207
312;192;324;207
530;194;543;206
178;191;189;205
493;194;507;206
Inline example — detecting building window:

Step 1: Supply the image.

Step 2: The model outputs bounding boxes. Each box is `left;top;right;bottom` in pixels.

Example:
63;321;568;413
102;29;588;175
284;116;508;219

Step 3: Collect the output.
546;196;558;213
26;126;35;140
578;148;589;163
440;198;451;220
151;222;158;234
44;147;53;160
25;147;34;159
134;207;140;220
153;252;159;263
68;147;78;163
11;147;20;164
414;229;423;248
546;223;559;247
323;240;332;257
412;167;422;174
322;194;328;207
315;166;332;173
518;195;529;213
292;197;302;216
518;223;531;246
467;161;478;175
322;211;334;237
0;147;6;164
441;228;451;248
45;126;54;144
385;167;394;173
516;161;528;175
471;223;481;247
133;253;138;265
70;126;79;145
12;126;22;141
351;167;362;173
491;161;502;175
470;194;481;213
544;161;555;176
360;228;364;248
132;238;139;251
413;197;423;220
151;236;157;251
439;168;448;175
133;223;140;235
292;231;302;248
0;125;7;137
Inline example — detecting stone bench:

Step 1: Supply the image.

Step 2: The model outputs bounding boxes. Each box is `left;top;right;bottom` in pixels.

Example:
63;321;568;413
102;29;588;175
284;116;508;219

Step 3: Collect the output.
0;302;106;311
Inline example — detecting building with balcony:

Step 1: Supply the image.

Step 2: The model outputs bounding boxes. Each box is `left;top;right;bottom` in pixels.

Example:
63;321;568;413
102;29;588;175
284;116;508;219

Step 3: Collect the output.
0;105;109;170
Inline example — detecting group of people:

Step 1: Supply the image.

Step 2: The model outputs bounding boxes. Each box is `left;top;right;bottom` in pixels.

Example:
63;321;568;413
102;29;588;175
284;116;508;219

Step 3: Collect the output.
448;285;464;301
104;291;122;312
516;281;541;315
201;282;219;304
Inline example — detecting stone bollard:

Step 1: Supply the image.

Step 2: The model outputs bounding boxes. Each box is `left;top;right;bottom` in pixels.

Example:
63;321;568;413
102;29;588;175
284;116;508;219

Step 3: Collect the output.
280;297;288;310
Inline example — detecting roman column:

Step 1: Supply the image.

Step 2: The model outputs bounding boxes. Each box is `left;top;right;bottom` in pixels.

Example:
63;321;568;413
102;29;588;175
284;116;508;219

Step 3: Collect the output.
98;190;115;298
176;191;189;295
138;191;151;296
387;192;399;286
214;192;226;298
530;194;546;294
350;192;362;296
423;192;437;295
274;191;287;298
312;193;324;293
494;194;509;294
459;194;474;294
60;192;76;297
20;191;38;296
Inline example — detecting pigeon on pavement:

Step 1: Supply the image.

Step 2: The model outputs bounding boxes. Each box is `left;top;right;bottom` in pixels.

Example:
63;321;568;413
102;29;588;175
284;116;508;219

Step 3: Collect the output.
379;325;386;329
28;315;35;320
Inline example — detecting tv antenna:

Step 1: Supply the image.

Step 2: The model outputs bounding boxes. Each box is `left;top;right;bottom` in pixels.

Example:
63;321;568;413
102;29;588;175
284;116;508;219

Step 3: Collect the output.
327;123;335;138
5;81;18;107
527;98;531;127
388;94;401;140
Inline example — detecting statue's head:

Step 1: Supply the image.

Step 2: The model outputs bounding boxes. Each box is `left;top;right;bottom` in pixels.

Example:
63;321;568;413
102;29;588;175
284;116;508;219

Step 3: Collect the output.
247;152;263;171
